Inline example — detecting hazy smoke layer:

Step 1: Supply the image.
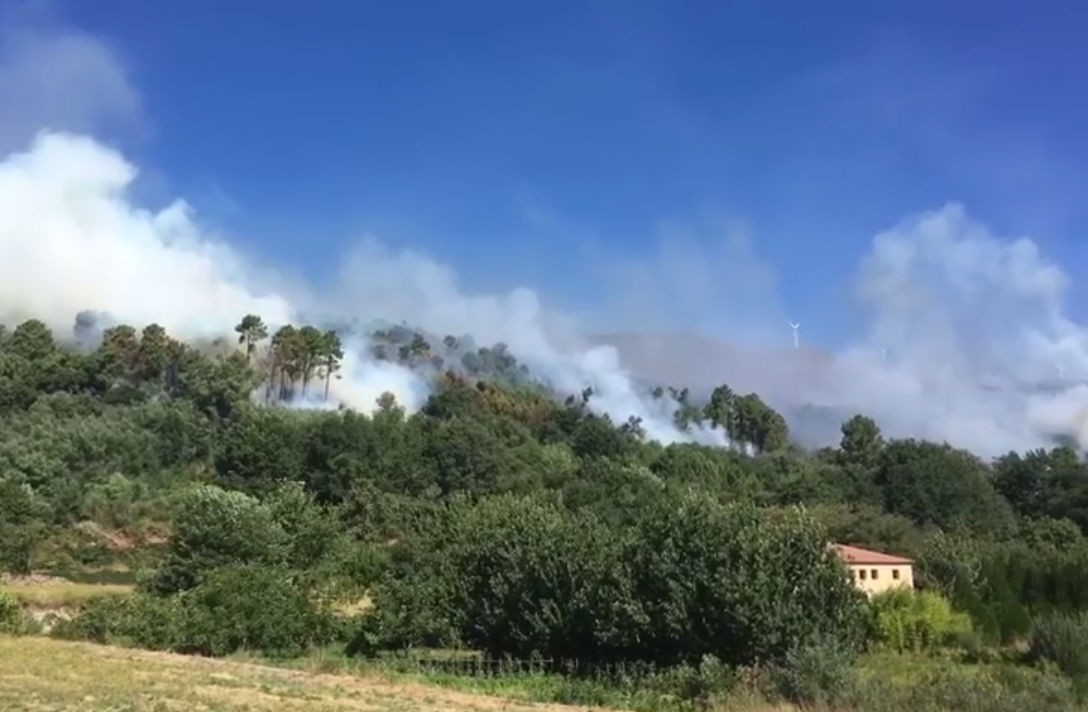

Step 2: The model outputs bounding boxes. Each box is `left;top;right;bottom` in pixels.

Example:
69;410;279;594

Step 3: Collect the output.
3;131;1082;455
0;132;291;333
815;204;1088;456
0;131;429;413
0;22;143;154
0;131;712;440
335;240;721;443
589;205;1088;457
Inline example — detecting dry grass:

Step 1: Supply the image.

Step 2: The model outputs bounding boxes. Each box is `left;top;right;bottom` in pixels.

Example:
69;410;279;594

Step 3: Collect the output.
1;579;133;609
332;593;374;617
0;636;614;712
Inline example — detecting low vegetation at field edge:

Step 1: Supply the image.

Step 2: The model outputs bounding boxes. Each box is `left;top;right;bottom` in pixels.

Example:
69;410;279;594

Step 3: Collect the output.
1;577;133;609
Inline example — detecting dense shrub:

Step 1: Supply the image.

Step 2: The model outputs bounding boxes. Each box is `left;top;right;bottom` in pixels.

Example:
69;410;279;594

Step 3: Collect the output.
0;590;24;633
0;477;51;573
12;314;1088;708
919;534;1088;643
214;407;308;493
648;655;736;710
52;593;179;648
368;492;866;667
870;589;973;652
148;485;287;594
367;494;639;660
771;636;856;707
626;494;868;666
81;473;151;529
876;440;1016;537
171;565;340;657
847;665;1079;712
1028;611;1088;679
58;565;340;658
263;481;351;575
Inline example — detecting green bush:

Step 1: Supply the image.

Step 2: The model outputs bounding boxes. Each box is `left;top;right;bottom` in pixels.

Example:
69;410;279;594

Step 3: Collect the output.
949;628;998;663
0;590;24;633
148;485;287;594
1028;611;1088;679
51;595;126;643
771;636;855;706
650;655;736;710
0;477;51;574
870;589;973;652
171;564;340;658
369;493;637;659
51;594;179;648
560;656;737;712
626;494;868;665
264;481;351;577
848;665;1079;712
369;493;867;667
148;482;352;596
57;565;340;658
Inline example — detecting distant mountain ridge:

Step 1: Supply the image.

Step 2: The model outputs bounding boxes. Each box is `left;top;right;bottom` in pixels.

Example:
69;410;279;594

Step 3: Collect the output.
588;331;856;447
589;330;834;393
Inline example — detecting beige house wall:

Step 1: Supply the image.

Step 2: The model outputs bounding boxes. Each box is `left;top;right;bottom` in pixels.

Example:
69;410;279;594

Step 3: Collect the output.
846;562;914;597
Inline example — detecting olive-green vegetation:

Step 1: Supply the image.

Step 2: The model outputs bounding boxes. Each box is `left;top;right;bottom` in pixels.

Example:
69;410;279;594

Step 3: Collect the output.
1;578;132;608
4;315;1088;710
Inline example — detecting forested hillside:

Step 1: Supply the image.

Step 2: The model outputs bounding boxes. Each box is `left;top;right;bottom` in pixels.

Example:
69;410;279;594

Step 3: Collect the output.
4;313;1088;710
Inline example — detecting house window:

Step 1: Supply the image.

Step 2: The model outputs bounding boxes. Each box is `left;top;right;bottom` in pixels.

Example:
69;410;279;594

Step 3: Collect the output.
871;569;879;580
892;569;900;580
858;569;867;580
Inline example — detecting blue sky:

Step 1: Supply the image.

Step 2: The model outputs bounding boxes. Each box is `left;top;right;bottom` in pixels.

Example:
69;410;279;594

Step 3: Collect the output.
12;0;1088;347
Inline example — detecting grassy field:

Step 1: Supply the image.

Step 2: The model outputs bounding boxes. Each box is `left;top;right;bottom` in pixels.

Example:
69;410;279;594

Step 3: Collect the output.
0;636;610;712
1;579;133;609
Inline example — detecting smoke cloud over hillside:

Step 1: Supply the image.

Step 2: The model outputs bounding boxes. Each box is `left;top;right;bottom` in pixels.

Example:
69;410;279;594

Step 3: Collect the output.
0;132;427;413
0;129;1085;455
594;206;1088;457
815;205;1088;455
0;131;718;442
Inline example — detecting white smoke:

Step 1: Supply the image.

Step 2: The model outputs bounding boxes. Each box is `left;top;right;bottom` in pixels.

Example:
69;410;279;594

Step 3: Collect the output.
0;21;143;153
0;131;427;414
0;130;718;441
335;237;726;443
0;132;290;333
597;205;1088;457
332;237;731;444
11;134;1084;455
5;19;1082;456
813;204;1088;456
325;337;432;413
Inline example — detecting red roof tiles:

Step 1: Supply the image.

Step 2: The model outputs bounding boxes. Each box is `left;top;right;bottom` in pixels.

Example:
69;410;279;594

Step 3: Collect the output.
832;544;913;565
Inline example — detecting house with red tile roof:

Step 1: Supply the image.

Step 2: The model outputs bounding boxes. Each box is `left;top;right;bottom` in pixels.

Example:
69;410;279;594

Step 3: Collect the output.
832;544;914;597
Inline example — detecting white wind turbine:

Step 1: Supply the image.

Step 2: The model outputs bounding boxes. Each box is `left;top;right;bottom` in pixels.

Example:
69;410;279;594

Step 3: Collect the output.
788;321;801;351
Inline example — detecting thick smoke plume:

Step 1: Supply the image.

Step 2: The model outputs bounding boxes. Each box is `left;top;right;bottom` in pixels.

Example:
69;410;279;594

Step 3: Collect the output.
598;206;1088;457
0;131;713;441
2;131;1086;455
5;18;1085;457
334;240;726;443
0;131;432;414
814;205;1088;456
